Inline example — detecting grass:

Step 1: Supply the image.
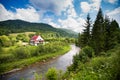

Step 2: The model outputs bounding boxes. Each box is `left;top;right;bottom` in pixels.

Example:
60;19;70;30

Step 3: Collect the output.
0;45;70;75
9;32;35;36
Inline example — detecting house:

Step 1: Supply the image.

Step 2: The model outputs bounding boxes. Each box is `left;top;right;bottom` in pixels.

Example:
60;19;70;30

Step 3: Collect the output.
30;35;44;46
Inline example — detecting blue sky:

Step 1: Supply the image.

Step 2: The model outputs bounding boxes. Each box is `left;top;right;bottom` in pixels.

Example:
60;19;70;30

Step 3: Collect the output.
0;0;120;32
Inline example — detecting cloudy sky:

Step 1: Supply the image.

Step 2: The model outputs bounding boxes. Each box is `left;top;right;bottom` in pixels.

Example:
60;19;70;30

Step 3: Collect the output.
0;0;120;32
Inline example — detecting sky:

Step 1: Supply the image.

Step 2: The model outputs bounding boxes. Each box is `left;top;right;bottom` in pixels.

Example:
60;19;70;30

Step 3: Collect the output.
0;0;120;33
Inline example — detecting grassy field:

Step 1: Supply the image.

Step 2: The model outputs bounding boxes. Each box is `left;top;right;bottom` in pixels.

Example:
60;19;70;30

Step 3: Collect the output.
9;32;35;36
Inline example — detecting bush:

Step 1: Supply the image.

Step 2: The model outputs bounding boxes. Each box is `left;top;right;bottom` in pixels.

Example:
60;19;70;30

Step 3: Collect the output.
14;47;31;59
79;50;89;63
0;35;12;47
71;54;80;70
70;46;95;72
78;46;94;63
0;53;15;63
82;46;94;58
45;68;58;80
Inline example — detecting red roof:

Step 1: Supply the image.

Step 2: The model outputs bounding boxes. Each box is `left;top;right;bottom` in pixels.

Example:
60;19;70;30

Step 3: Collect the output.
31;35;38;40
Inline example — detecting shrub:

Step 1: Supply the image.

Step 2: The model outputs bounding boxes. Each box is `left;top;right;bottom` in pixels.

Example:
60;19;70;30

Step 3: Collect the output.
45;67;58;80
0;53;15;63
72;54;80;70
82;46;94;58
34;73;42;80
71;46;95;71
0;35;12;47
14;47;31;59
77;46;94;63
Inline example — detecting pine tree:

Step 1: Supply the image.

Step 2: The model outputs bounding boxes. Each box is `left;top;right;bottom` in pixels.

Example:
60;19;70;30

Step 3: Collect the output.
78;13;91;47
83;13;91;46
92;8;105;54
104;16;111;51
108;20;120;49
77;33;81;47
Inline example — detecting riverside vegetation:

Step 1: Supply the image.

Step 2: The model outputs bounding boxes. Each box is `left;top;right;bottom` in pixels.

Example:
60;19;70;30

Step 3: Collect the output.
33;8;120;80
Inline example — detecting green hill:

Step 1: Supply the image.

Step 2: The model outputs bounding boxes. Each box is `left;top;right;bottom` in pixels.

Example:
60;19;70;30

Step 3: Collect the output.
0;20;77;37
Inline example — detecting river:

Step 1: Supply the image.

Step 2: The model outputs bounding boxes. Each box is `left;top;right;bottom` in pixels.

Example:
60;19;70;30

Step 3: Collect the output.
1;45;80;80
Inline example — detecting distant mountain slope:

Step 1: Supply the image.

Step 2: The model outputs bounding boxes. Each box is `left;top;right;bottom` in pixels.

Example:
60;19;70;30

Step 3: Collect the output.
0;20;77;37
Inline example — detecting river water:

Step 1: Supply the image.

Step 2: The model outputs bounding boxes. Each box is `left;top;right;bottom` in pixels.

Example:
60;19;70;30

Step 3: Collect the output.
1;45;80;80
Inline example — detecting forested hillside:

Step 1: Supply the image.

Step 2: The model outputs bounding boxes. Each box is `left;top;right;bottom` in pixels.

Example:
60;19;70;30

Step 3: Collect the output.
0;20;77;37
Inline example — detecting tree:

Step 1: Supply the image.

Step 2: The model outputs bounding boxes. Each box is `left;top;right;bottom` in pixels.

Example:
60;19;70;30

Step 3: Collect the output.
108;20;120;49
92;8;105;54
77;33;84;47
77;14;91;47
0;35;12;47
103;16;111;51
82;13;91;47
16;34;29;42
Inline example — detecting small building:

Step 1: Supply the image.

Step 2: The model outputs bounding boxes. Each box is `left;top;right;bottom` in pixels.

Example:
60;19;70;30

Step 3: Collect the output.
30;35;44;46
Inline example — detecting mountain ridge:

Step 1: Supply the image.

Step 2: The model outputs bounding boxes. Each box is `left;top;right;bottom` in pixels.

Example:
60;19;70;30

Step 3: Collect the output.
0;20;77;37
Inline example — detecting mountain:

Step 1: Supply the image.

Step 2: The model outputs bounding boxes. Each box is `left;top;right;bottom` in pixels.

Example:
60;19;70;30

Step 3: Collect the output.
0;20;77;37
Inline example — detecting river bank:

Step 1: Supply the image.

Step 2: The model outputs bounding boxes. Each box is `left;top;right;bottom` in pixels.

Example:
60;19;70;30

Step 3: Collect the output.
1;45;80;80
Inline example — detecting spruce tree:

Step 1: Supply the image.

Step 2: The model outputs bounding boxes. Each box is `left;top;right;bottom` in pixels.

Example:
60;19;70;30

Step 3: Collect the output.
77;33;81;46
108;20;120;49
78;13;91;47
92;8;105;54
104;16;111;51
82;13;91;47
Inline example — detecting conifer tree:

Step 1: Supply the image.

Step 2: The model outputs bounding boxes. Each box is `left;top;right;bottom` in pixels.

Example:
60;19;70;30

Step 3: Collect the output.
77;33;81;47
77;13;91;47
77;33;85;47
108;20;120;49
92;8;105;54
82;13;91;47
104;16;111;51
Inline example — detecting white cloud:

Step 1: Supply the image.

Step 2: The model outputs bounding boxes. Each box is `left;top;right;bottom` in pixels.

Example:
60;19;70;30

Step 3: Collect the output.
49;21;61;28
29;0;73;15
0;4;40;22
80;0;101;13
58;17;86;33
107;7;120;25
0;4;14;21
42;2;86;33
91;0;101;10
107;0;118;4
107;7;120;16
15;7;40;22
67;5;77;18
81;2;91;13
36;0;85;33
